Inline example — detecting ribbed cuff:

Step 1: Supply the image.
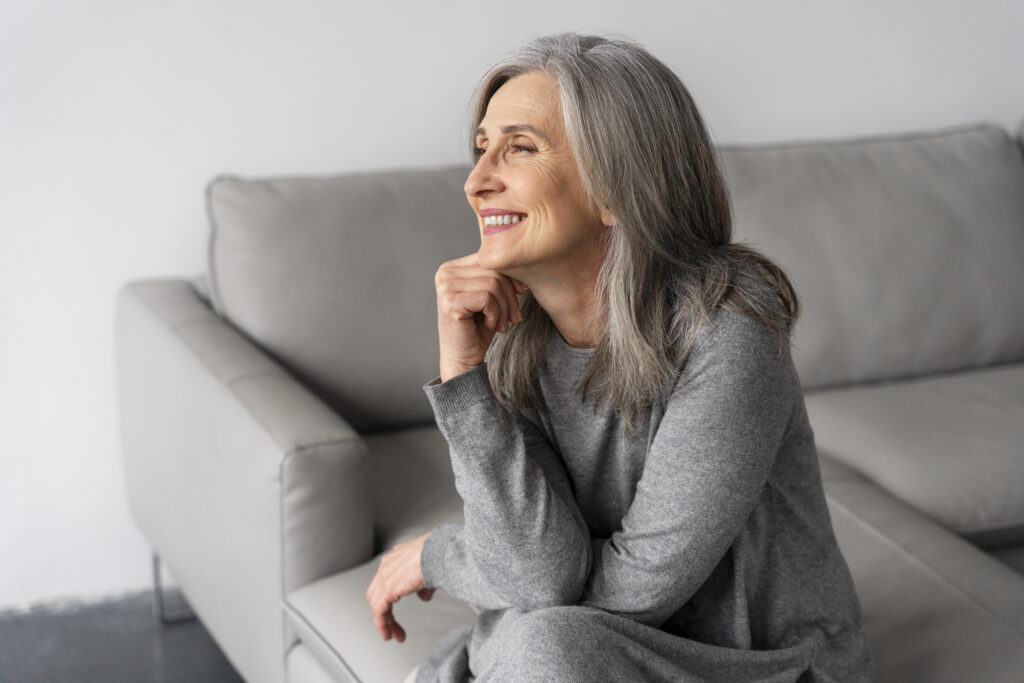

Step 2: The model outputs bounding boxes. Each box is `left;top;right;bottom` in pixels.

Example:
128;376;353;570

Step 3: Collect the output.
422;363;495;416
421;523;461;590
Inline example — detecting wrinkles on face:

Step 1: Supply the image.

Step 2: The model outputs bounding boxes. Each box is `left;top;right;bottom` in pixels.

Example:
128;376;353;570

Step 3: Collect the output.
468;71;605;279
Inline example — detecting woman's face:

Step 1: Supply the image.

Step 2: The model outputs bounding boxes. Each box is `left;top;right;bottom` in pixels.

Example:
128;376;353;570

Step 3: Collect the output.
466;71;610;278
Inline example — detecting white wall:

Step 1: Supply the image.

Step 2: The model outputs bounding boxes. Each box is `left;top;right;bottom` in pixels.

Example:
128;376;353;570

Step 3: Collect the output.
1;0;1022;611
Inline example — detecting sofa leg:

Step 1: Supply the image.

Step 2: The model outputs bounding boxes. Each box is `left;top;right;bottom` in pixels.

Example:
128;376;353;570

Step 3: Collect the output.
151;552;197;624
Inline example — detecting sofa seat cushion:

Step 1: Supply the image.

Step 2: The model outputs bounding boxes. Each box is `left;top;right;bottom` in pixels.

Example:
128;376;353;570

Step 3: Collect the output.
284;556;478;683
282;422;472;681
286;642;338;683
806;362;1024;546
821;454;1024;682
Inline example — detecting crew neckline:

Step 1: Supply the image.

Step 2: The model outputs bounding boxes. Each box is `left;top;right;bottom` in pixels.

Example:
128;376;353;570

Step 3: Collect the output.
549;324;598;355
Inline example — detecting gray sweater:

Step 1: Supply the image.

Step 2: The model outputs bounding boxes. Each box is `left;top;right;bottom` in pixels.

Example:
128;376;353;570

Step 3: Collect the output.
418;307;874;681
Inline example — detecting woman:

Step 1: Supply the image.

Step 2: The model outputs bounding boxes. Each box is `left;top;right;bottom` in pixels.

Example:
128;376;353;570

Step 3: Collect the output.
366;32;874;682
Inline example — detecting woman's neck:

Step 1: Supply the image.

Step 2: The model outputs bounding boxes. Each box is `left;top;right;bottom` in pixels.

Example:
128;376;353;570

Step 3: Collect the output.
518;255;604;349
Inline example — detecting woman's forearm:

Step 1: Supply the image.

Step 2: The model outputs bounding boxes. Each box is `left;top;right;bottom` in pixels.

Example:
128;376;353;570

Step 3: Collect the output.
422;364;592;611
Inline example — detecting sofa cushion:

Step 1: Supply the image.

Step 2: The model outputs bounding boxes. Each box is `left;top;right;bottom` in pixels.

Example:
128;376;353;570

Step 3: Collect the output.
206;123;1024;425
821;457;1024;682
206;168;477;432
285;643;337;683
720;122;1024;390
284;555;477;683
806;362;1024;546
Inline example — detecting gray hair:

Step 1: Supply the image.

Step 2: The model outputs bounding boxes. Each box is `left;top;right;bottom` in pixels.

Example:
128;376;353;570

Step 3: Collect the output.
475;32;799;433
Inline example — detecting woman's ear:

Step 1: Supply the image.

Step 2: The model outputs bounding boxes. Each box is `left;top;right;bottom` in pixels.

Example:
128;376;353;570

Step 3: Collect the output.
600;207;615;227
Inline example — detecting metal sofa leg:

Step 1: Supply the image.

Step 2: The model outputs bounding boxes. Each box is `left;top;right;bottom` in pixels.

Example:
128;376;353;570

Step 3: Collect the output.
151;552;197;624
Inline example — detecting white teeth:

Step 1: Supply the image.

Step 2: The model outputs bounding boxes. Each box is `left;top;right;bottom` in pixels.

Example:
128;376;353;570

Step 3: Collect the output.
483;214;525;226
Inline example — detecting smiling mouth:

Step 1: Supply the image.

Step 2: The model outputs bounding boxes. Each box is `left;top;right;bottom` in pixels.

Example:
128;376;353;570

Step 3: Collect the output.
482;213;526;226
482;214;527;235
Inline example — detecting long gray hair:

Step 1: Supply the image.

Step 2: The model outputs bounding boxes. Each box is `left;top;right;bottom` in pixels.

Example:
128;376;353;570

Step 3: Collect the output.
476;32;799;433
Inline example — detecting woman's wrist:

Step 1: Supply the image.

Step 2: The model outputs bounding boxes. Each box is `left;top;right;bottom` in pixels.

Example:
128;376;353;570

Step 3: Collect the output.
440;359;483;383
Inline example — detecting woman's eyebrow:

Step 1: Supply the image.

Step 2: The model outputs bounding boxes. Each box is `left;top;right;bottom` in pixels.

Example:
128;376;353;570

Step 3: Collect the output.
475;124;551;144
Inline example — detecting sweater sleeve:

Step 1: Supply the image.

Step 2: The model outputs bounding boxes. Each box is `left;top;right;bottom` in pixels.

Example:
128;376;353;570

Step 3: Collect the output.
579;310;797;627
419;364;592;611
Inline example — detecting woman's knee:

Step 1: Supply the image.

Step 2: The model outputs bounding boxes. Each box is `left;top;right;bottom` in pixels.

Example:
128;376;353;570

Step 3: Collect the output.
485;606;604;677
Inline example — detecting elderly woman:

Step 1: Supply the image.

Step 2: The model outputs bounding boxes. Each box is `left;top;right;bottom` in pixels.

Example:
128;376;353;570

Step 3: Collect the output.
366;32;874;682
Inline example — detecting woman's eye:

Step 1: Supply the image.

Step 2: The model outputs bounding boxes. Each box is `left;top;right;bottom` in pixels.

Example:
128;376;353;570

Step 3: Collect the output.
472;143;534;160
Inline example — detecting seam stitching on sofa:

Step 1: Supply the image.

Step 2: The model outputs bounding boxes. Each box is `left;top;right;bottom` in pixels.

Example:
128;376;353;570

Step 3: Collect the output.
825;456;1024;538
284;438;364;456
166;325;292;391
826;493;1024;641
958;517;1024;535
207;164;470;188
281;599;363;683
205;176;227;315
138;290;360;456
279;437;370;604
169;317;221;332
279;457;288;676
226;368;288;388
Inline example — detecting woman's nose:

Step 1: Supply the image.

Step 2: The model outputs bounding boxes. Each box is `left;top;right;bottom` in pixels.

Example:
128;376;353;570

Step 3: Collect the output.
464;151;504;198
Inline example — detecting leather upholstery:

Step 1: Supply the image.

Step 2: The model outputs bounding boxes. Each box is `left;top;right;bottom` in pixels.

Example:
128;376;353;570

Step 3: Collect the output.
284;556;476;683
116;119;1024;683
720;123;1024;389
115;279;375;683
806;362;1024;545
821;457;1024;681
206;167;477;432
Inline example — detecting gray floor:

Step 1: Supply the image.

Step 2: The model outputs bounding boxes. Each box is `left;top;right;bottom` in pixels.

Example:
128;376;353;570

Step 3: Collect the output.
0;589;243;683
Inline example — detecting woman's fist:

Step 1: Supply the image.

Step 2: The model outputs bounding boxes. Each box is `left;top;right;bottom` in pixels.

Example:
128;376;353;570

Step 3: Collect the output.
435;254;527;382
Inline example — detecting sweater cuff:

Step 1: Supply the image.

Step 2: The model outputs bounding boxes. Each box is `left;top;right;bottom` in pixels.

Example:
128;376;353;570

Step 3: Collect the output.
422;363;495;416
421;523;460;589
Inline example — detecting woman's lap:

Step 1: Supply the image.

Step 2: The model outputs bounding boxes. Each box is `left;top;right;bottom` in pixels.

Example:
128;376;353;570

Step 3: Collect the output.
419;605;816;682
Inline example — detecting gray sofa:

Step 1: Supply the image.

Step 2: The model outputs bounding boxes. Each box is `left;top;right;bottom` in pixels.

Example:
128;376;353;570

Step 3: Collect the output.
114;120;1024;683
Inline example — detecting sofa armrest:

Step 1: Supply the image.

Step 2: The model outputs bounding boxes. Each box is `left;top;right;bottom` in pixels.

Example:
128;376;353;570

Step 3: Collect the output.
114;278;372;683
821;456;1024;682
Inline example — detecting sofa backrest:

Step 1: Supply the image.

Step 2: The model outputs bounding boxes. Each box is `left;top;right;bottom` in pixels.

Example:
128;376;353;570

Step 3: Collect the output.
205;122;1024;432
720;122;1024;390
207;167;477;432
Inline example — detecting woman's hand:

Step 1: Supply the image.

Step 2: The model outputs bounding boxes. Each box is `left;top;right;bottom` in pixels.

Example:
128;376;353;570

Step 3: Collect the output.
435;253;528;382
366;532;436;643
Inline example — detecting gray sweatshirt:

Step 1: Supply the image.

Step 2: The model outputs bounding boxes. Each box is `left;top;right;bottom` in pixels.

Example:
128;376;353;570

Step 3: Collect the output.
418;307;874;681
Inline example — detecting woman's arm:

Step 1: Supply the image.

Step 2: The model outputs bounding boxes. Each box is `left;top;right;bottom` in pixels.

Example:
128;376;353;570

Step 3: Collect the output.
579;310;797;627
420;364;592;611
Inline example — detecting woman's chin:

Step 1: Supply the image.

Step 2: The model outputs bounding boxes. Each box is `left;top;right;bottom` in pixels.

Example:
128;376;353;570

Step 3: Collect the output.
475;246;517;272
